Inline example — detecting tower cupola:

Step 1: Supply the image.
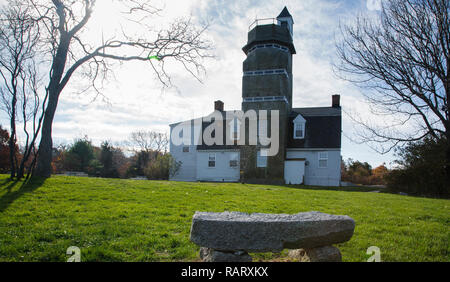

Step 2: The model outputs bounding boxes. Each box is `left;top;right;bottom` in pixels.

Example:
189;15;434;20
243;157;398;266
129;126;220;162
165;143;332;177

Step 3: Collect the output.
277;7;294;37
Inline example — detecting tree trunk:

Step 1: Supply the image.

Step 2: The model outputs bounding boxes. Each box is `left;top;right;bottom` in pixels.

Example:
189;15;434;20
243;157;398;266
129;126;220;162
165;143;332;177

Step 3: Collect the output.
34;66;65;178
34;33;71;178
9;95;17;179
17;150;28;179
17;161;25;179
17;141;37;179
8;128;16;179
446;133;450;191
34;93;59;178
444;48;450;192
447;146;450;181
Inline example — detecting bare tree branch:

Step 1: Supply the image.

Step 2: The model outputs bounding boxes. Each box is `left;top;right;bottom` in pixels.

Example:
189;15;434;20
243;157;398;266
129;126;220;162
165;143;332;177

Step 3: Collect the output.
335;0;449;150
335;0;449;183
0;1;45;178
3;0;214;177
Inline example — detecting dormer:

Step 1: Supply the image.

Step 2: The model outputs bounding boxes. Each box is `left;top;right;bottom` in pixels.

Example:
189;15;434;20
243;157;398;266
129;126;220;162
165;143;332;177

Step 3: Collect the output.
277;7;294;37
293;114;306;139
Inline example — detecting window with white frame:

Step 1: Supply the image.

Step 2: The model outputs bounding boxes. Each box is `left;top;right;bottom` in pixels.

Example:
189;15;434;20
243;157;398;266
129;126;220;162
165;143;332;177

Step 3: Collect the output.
257;150;268;168
229;152;239;168
294;123;305;139
293;114;306;139
208;153;216;168
318;152;328;168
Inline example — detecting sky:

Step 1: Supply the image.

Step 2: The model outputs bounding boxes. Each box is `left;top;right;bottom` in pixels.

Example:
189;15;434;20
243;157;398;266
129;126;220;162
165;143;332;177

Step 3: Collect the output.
0;0;396;168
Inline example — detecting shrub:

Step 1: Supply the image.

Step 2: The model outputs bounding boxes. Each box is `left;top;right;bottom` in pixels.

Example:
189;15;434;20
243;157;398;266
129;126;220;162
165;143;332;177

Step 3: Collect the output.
98;141;120;178
87;159;103;177
385;137;449;198
370;165;389;185
341;159;388;186
144;154;181;180
64;138;95;172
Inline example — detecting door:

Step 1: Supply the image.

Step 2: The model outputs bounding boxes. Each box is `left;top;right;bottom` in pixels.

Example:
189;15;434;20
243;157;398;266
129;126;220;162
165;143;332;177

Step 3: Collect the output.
284;160;305;185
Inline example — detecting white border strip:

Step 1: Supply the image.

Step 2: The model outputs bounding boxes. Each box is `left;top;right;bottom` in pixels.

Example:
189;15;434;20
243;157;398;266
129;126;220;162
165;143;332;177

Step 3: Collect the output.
248;43;290;55
243;96;289;104
243;68;289;79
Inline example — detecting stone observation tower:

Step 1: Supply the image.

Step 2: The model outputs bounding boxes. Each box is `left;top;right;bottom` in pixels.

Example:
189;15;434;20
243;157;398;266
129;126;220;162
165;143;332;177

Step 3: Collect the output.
240;7;296;182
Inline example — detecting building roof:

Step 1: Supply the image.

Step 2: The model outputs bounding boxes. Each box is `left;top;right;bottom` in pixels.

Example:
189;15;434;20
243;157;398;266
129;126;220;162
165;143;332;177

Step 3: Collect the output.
287;108;342;149
277;7;292;18
173;106;342;151
243;21;296;54
292;107;341;117
169;111;233;127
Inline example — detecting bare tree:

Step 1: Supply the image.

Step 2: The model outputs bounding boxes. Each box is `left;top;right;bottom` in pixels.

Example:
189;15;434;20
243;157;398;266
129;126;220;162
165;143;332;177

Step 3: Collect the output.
6;0;213;177
129;130;169;154
0;2;45;179
335;0;449;183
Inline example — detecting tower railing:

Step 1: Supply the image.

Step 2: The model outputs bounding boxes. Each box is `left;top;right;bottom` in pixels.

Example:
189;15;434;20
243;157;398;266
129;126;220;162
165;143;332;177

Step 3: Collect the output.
248;18;279;30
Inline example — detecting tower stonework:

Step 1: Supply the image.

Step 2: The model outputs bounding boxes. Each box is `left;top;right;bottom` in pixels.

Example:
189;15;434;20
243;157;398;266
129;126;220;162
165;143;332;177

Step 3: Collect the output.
240;7;296;183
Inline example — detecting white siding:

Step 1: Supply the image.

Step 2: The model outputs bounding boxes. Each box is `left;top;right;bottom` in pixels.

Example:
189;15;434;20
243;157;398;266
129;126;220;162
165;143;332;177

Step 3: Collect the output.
196;151;240;182
169;122;199;181
169;143;197;181
286;149;341;186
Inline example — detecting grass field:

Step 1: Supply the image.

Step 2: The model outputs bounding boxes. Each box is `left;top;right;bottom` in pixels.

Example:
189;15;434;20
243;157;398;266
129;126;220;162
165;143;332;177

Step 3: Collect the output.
0;175;448;262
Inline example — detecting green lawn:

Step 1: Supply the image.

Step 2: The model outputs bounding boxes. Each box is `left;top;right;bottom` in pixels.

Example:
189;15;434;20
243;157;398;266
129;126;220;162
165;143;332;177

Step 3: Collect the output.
0;175;448;262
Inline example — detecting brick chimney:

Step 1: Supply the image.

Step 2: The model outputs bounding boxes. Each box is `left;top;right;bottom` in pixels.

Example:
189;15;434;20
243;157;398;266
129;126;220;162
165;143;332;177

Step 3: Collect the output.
214;100;224;112
332;95;340;108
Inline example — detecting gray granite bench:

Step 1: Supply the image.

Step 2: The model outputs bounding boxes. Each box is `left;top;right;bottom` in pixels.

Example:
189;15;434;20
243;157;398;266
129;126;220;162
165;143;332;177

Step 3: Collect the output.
189;211;355;262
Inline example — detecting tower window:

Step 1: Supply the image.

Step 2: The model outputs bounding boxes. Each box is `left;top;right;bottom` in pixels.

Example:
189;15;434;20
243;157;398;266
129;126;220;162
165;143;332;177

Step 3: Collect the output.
247;44;290;55
243;68;289;79
243;96;289;104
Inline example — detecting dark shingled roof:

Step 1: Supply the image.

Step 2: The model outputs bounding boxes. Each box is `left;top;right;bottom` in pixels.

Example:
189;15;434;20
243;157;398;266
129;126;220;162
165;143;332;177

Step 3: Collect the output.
277;7;292;18
287;107;342;149
192;107;342;151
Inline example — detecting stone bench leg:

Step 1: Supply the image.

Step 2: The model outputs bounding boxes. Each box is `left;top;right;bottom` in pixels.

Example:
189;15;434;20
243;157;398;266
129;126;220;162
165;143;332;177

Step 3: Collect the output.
288;246;342;262
200;247;253;262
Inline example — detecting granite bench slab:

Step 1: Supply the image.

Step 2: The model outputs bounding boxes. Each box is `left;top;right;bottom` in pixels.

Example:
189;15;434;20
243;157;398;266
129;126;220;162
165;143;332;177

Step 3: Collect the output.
190;211;355;252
